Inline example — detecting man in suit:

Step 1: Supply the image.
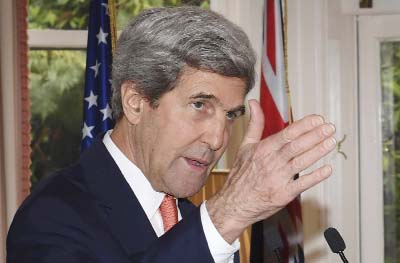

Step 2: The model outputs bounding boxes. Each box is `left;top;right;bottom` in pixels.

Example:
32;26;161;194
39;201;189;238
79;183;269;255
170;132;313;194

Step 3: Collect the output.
7;6;336;263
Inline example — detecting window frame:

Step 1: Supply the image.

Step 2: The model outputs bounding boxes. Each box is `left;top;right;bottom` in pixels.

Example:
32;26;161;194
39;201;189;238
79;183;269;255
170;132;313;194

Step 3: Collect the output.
28;29;87;49
358;14;400;262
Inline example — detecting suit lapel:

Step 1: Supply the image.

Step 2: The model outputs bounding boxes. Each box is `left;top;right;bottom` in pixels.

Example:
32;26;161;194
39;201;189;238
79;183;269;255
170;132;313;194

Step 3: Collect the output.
79;137;158;257
178;198;197;218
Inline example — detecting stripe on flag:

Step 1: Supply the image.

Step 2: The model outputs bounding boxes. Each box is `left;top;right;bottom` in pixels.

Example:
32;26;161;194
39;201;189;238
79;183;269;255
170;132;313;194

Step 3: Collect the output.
81;0;115;151
250;0;304;262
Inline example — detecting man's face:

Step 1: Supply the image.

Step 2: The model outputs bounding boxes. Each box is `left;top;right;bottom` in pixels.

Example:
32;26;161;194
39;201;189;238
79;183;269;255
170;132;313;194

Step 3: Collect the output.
132;68;247;198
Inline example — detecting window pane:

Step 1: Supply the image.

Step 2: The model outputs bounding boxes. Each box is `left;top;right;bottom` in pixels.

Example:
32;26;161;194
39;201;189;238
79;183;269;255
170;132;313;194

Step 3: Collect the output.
29;50;85;189
28;0;209;30
381;41;400;262
29;0;90;30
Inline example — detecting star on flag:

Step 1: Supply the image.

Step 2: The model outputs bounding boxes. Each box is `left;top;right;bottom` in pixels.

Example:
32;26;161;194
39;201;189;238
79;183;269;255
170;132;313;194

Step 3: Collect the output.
96;27;108;45
100;104;113;121
101;3;109;16
90;60;101;78
82;122;95;139
84;91;98;109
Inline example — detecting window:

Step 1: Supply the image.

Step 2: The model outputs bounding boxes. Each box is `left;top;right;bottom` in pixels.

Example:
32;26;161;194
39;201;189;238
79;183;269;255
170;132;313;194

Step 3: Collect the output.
359;15;400;262
29;50;86;186
381;41;400;262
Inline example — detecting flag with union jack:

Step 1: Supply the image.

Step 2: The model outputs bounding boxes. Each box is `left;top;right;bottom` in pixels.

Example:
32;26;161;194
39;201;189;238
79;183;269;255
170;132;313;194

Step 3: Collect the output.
81;0;116;151
250;0;304;262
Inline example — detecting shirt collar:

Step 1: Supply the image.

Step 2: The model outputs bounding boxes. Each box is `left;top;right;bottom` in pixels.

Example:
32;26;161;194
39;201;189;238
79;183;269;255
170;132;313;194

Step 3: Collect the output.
103;130;165;220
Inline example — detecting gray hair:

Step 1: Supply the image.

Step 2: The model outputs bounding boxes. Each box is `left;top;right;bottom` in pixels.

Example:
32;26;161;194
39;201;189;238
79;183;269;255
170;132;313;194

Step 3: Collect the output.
111;6;256;120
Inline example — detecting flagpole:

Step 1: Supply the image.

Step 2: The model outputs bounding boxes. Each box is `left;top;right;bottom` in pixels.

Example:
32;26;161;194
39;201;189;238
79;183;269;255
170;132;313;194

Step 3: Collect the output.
109;0;117;52
283;4;304;258
282;0;293;124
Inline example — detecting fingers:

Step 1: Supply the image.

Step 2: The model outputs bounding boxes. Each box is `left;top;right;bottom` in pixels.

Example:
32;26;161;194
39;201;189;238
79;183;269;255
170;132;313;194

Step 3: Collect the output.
288;165;332;196
263;114;325;151
241;100;265;146
286;136;336;176
277;122;336;163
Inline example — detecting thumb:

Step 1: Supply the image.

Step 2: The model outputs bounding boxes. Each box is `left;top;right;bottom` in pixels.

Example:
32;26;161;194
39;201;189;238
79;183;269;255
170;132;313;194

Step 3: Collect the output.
241;100;265;146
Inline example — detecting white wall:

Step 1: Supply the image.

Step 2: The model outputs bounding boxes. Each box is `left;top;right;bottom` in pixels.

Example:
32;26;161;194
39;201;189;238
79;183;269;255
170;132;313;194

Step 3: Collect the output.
214;0;360;262
288;0;360;262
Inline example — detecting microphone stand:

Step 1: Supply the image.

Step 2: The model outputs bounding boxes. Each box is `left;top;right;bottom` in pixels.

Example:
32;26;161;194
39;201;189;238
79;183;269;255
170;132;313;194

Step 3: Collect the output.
273;248;283;263
338;251;349;263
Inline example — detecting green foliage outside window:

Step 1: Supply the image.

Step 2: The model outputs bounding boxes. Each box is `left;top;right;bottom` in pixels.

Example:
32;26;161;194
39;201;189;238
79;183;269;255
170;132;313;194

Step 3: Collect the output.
29;0;209;188
381;41;400;263
28;0;210;30
29;0;89;30
29;50;85;188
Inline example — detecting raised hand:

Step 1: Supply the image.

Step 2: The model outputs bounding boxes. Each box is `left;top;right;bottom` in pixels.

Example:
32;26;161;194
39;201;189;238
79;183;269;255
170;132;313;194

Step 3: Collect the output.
207;100;336;243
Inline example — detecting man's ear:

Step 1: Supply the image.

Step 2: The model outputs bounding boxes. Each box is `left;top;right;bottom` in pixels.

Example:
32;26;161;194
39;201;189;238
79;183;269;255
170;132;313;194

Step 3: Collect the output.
120;81;145;125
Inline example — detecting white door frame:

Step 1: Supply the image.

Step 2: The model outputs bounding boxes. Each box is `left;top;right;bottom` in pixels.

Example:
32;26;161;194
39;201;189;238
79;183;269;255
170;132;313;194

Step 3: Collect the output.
358;14;400;263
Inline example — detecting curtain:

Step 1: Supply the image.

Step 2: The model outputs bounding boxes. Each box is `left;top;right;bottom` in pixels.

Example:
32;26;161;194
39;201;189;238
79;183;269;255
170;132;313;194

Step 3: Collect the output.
16;0;31;203
0;0;29;260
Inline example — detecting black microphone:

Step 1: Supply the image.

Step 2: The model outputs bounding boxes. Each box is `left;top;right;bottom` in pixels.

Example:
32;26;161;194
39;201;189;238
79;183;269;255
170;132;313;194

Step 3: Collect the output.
324;227;349;263
265;226;283;263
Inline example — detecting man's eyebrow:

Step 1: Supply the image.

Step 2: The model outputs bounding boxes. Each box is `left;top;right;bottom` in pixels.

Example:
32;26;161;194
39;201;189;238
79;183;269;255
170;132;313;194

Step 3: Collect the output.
189;92;218;101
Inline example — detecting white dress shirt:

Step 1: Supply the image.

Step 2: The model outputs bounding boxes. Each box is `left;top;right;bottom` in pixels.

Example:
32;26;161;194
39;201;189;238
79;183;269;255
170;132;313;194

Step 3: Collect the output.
103;130;239;263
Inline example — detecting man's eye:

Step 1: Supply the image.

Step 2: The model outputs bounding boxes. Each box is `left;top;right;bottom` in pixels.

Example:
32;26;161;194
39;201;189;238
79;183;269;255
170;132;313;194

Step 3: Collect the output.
192;101;204;110
226;111;238;120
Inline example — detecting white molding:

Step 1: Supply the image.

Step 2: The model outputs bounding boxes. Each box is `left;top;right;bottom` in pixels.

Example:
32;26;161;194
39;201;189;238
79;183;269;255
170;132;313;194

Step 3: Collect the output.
358;14;400;263
0;0;19;260
341;0;400;15
28;29;88;49
0;0;19;227
341;0;359;14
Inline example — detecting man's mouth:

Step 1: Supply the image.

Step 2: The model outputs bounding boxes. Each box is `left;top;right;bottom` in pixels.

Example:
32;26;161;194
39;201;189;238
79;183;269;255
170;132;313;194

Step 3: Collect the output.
184;157;210;169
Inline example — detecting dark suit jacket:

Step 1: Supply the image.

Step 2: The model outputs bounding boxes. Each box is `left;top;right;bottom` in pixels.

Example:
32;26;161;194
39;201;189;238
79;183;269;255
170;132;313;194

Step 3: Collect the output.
7;137;239;262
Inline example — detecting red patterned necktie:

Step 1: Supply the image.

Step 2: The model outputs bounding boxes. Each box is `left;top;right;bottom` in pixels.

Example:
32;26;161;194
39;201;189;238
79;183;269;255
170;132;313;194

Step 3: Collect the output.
159;195;178;233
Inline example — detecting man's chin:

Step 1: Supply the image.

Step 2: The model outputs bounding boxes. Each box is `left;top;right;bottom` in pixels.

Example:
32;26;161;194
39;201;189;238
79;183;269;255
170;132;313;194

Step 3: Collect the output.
166;161;215;198
169;187;199;199
168;179;208;198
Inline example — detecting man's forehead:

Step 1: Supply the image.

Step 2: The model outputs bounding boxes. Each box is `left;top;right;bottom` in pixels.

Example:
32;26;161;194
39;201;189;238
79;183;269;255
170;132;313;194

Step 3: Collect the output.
176;68;247;107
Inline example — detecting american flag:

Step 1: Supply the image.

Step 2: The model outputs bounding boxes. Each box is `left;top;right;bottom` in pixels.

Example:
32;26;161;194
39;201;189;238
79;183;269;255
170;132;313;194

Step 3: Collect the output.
81;0;115;151
250;0;304;262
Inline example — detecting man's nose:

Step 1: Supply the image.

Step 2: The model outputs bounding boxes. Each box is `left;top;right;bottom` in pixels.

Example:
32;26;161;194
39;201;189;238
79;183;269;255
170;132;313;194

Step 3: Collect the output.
201;115;227;151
